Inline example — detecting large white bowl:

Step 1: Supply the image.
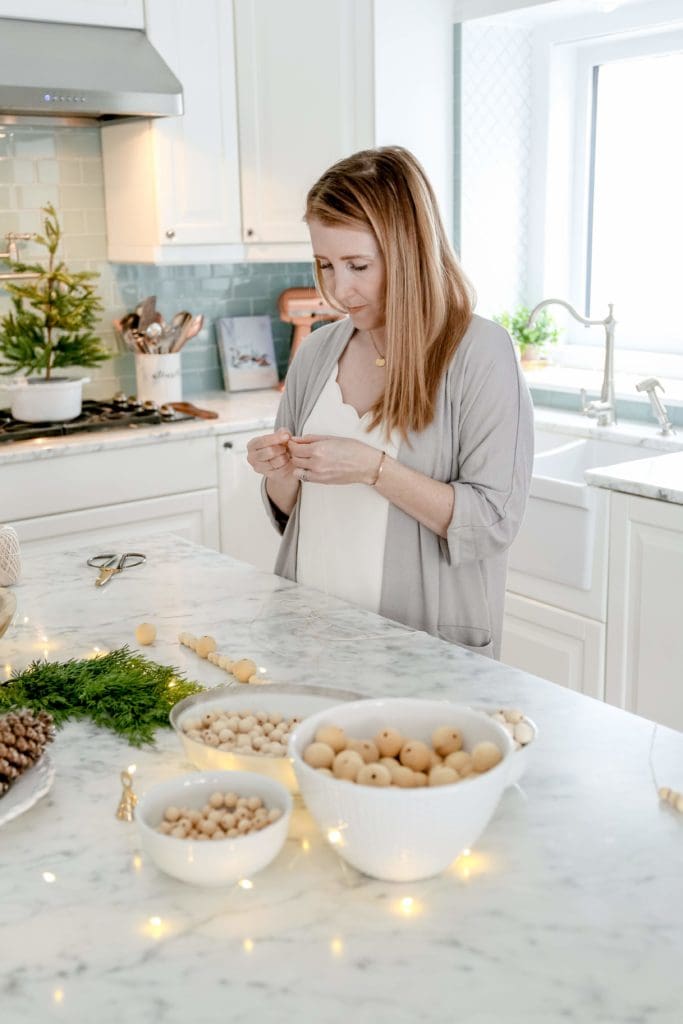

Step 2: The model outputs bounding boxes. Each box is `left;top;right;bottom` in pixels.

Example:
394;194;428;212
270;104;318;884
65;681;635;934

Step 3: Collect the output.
170;684;362;794
289;698;514;882
136;770;292;887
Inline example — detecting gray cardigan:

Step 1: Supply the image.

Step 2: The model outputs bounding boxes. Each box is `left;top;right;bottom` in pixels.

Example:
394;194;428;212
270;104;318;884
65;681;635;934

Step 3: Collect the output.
262;314;534;658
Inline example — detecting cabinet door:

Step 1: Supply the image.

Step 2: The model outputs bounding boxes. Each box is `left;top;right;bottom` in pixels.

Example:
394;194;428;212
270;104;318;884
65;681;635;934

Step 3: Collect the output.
102;0;242;261
0;1;144;26
217;433;282;573
501;593;605;699
13;489;220;555
233;0;374;244
606;493;683;732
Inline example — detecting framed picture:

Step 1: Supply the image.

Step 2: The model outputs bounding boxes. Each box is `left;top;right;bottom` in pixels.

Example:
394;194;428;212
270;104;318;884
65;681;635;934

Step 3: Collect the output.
216;315;279;392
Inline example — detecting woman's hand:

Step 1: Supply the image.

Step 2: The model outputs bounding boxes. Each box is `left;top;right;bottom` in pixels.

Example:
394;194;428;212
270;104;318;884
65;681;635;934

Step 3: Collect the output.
246;428;296;482
287;435;384;485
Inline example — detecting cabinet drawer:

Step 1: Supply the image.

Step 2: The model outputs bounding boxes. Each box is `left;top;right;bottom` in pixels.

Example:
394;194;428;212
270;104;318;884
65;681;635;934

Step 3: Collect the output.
2;437;217;521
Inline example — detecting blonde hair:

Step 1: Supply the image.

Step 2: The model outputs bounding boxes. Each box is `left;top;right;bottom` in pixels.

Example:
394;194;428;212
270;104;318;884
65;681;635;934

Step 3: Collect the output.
305;146;475;436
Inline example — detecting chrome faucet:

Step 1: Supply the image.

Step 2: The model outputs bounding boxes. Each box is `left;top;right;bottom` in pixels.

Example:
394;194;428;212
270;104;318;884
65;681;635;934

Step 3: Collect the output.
527;298;617;426
636;377;676;436
0;231;40;282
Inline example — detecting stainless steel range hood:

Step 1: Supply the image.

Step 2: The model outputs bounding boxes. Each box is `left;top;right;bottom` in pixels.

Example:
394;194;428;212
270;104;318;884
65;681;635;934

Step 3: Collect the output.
0;18;183;124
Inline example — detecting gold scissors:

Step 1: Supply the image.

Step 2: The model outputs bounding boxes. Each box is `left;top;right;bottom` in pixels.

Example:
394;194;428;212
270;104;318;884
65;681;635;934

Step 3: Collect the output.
87;552;146;587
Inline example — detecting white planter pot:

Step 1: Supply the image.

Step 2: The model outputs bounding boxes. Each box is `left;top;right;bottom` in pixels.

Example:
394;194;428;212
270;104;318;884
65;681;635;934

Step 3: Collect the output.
3;376;90;422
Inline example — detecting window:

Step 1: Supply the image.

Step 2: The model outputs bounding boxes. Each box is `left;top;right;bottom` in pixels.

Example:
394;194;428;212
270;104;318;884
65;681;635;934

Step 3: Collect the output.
530;6;683;371
586;49;683;352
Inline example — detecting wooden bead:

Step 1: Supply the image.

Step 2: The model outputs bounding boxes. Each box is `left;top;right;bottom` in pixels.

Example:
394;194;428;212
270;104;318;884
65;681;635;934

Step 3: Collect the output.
356;763;392;787
431;726;463;757
347;739;380;764
303;741;335;769
232;658;257;683
135;622;156;646
399;739;431;772
444;750;473;776
428;765;459;787
332;749;364;781
195;635;217;659
315;725;347;753
374;727;403;758
513;721;534;745
471;742;503;772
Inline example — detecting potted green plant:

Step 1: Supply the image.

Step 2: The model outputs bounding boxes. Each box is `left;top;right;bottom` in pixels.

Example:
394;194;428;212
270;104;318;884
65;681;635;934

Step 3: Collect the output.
0;203;108;422
494;305;560;364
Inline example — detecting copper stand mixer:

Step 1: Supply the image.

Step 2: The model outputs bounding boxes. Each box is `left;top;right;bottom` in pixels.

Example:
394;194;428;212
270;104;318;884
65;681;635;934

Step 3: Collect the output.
277;288;343;389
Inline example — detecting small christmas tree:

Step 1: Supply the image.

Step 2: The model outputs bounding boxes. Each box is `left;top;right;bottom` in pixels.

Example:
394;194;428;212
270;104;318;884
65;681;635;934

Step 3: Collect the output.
0;203;108;380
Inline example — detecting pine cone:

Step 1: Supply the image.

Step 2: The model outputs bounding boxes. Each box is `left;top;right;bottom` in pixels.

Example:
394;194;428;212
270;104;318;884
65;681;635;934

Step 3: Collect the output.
0;709;55;797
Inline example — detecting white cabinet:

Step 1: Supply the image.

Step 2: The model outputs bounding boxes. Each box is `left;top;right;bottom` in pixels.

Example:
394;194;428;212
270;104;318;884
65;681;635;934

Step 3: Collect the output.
217;432;282;573
0;1;144;27
502;593;605;699
605;492;683;732
99;0;455;262
233;0;374;247
3;436;220;553
101;0;243;263
13;490;219;556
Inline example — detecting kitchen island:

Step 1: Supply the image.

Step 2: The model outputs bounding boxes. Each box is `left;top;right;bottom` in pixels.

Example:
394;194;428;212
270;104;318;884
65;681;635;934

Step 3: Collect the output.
1;536;682;1024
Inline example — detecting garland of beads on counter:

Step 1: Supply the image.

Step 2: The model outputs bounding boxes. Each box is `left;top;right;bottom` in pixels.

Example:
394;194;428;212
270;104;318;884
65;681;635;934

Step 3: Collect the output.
178;632;272;685
649;725;683;813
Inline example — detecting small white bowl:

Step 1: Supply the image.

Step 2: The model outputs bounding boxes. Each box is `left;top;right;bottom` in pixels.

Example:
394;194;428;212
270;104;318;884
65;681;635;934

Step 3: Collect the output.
136;770;292;887
170;684;362;794
289;698;514;883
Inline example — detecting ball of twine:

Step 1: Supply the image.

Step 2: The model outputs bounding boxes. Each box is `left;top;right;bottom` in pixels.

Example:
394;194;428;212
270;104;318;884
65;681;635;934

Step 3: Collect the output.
0;525;22;586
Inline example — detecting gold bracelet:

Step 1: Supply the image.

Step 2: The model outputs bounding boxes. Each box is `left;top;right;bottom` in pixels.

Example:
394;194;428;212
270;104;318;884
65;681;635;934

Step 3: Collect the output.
372;450;387;486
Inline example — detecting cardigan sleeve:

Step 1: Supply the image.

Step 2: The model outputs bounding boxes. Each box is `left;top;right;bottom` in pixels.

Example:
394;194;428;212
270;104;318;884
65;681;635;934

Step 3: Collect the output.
441;329;534;567
259;371;298;535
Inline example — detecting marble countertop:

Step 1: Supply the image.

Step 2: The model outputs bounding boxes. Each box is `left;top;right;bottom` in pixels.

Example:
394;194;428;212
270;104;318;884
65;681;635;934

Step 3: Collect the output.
1;536;682;1023
0;389;282;465
585;449;683;505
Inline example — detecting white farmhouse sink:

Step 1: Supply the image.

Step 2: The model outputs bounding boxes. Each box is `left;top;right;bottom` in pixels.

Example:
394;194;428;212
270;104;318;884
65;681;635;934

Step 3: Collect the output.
508;429;682;591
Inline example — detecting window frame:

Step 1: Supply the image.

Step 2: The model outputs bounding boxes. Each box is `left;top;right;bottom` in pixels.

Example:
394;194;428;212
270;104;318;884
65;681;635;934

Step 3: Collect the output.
528;1;683;372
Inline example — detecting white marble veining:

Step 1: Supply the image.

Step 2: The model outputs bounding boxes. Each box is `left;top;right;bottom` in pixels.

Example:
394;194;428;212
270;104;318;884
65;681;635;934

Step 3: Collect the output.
0;389;282;466
585;450;683;505
1;536;682;1023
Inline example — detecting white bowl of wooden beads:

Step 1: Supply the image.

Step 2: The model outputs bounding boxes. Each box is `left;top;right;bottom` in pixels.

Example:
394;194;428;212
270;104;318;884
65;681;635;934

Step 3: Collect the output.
136;770;292;886
170;684;363;795
289;698;515;883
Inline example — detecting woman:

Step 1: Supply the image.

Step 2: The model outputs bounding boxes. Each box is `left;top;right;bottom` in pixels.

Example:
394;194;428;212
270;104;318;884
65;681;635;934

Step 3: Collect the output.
247;146;533;659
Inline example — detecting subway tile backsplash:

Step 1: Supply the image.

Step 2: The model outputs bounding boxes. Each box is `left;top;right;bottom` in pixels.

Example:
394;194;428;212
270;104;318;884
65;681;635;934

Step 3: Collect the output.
0;124;314;399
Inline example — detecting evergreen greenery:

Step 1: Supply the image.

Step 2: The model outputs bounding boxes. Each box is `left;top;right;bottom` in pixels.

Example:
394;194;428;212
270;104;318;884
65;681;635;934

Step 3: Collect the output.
0;647;204;747
0;203;109;380
494;305;560;360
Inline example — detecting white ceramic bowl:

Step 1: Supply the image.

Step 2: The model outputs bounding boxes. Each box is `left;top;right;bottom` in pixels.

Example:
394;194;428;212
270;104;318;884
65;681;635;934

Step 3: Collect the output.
170;684;362;794
289;698;515;882
136;770;292;887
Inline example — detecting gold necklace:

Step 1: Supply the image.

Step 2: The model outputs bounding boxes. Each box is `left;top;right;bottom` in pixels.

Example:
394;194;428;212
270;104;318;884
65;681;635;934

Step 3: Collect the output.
368;329;386;367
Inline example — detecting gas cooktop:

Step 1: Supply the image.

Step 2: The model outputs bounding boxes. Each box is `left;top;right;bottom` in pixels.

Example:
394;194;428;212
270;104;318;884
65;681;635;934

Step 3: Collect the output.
0;395;191;444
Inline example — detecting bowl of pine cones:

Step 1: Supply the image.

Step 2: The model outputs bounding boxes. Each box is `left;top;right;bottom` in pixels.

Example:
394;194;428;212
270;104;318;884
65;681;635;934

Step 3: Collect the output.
0;708;55;826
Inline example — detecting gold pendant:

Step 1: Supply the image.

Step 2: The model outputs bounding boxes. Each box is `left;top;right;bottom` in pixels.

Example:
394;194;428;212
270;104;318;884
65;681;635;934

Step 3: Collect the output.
375;357;386;367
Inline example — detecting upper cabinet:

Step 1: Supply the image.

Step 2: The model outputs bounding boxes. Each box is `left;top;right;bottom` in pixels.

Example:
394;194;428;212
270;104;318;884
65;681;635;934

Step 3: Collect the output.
233;0;374;247
101;0;243;263
99;0;454;263
0;0;144;28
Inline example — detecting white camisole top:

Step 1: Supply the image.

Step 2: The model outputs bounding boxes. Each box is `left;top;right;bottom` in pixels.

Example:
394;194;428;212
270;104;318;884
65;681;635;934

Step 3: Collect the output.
296;366;399;614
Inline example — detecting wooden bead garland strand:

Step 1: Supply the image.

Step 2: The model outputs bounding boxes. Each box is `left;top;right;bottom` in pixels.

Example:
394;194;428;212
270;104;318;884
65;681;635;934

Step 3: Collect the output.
178;632;272;685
